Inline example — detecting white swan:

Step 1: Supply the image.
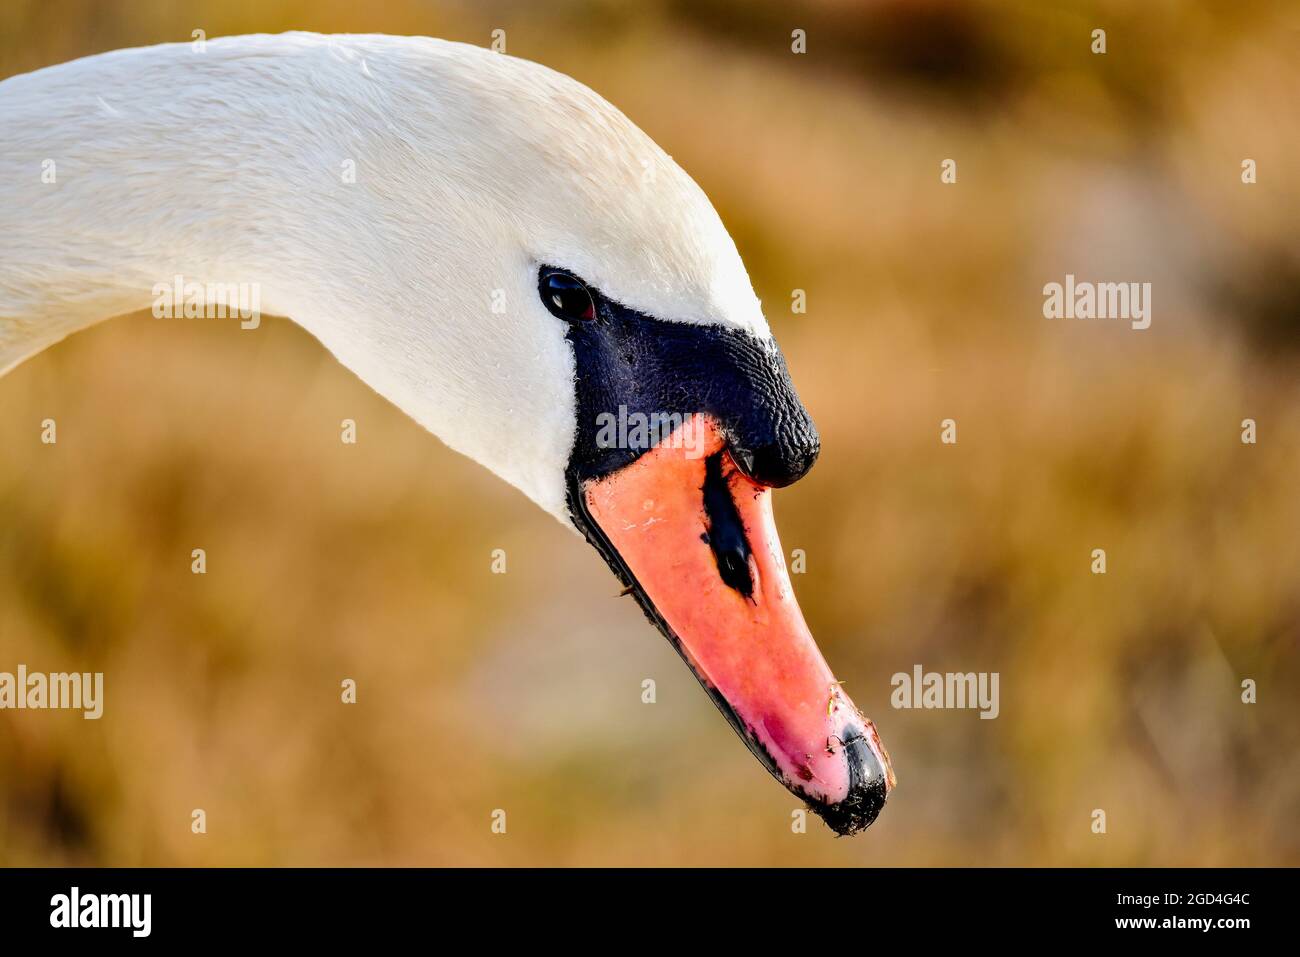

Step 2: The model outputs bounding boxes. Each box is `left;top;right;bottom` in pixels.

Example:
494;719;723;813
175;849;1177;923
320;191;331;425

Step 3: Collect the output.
0;32;893;834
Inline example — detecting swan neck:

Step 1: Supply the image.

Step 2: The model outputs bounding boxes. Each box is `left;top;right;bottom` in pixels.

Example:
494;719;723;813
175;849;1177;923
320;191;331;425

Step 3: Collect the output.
0;45;355;375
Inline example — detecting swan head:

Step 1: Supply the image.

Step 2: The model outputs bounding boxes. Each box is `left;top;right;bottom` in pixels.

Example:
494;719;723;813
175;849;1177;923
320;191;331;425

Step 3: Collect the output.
308;36;894;834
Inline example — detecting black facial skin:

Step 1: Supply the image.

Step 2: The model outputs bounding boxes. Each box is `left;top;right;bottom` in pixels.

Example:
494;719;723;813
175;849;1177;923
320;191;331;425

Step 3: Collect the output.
543;267;820;489
545;266;888;835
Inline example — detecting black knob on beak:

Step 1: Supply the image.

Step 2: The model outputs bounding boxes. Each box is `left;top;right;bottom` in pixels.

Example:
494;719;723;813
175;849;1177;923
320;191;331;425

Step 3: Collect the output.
729;433;820;488
714;336;820;489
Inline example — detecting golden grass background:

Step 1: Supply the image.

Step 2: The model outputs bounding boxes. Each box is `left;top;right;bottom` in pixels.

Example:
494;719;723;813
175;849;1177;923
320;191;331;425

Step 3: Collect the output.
1;0;1297;865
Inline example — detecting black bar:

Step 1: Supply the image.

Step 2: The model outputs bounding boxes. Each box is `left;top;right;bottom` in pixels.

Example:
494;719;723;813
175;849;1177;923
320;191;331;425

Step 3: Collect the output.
0;867;1289;943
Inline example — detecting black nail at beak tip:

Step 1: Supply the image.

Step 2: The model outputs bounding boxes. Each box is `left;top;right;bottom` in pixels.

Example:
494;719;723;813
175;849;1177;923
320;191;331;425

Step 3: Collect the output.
808;724;891;836
810;779;889;837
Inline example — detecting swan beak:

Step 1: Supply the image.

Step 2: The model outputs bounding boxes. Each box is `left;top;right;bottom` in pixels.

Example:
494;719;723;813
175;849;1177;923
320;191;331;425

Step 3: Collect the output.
579;414;894;835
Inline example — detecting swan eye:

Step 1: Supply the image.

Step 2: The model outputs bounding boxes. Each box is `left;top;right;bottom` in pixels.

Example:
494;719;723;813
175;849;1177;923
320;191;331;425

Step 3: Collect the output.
541;271;597;322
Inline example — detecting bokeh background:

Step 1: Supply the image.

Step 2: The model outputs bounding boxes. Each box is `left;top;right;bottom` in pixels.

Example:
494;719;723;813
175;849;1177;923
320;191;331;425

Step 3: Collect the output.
1;0;1297;866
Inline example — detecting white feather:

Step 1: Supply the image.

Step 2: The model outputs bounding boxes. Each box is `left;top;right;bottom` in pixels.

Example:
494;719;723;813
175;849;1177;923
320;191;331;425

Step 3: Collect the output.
0;32;769;523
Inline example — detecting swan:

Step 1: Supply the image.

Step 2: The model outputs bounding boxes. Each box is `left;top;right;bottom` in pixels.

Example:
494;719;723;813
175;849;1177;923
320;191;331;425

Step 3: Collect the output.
0;32;894;835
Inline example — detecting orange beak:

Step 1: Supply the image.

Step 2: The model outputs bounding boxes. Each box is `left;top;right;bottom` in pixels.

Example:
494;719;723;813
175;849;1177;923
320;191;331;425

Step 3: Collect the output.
576;414;894;834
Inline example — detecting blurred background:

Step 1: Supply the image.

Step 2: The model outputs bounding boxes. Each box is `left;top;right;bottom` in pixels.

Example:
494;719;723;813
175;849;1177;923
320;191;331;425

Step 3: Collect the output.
1;0;1297;866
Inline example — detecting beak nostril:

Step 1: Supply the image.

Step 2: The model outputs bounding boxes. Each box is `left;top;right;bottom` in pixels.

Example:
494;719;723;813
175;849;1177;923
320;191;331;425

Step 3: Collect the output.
718;548;749;585
702;453;755;597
